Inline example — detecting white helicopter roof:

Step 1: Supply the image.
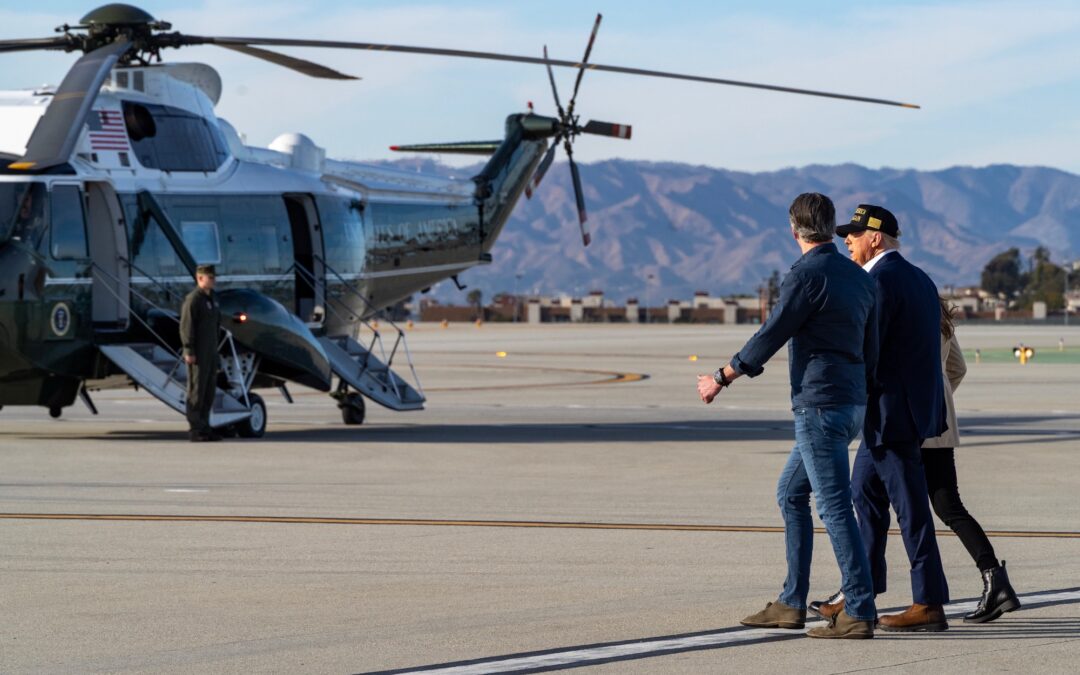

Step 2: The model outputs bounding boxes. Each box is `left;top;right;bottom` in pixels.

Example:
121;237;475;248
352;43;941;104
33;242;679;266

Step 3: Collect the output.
0;62;475;203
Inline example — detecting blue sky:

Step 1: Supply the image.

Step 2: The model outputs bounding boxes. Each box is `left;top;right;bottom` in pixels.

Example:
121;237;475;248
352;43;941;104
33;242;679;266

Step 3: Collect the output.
2;1;1079;173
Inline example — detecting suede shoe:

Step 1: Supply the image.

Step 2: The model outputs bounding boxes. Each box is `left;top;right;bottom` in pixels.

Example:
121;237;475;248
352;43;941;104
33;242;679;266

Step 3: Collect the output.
809;590;845;619
878;603;948;632
807;610;874;639
739;601;806;629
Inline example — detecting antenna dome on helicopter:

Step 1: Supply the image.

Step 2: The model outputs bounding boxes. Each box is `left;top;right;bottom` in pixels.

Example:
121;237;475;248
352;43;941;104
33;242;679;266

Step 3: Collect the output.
270;133;325;172
80;4;156;26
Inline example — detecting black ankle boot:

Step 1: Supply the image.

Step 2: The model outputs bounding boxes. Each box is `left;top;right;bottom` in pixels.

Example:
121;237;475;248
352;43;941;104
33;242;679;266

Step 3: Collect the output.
964;560;1021;623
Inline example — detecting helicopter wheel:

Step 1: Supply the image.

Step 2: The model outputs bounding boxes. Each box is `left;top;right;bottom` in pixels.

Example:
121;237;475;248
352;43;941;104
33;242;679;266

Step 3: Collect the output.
236;393;267;438
49;406;62;419
340;392;366;425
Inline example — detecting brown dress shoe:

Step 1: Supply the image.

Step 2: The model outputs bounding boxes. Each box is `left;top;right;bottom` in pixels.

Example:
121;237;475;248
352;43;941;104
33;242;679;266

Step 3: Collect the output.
809;590;844;619
807;610;874;640
739;600;806;629
878;603;948;632
815;598;845;620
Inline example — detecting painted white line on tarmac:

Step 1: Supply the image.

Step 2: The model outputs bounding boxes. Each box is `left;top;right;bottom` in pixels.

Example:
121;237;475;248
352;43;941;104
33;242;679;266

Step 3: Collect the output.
382;588;1080;675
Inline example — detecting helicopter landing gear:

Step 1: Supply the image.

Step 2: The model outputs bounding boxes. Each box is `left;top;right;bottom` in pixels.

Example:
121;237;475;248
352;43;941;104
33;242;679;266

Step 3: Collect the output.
235;393;267;438
48;406;62;419
332;380;366;425
339;392;366;425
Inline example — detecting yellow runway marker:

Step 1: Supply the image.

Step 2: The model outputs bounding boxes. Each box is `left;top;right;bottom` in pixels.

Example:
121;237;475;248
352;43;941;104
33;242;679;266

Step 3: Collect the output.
1;513;1076;539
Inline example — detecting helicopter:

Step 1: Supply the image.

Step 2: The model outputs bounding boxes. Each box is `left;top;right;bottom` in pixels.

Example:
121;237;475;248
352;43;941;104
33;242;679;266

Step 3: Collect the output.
0;4;918;436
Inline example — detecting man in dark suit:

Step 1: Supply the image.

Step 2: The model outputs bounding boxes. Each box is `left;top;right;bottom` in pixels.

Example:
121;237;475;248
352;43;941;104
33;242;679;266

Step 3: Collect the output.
812;204;951;631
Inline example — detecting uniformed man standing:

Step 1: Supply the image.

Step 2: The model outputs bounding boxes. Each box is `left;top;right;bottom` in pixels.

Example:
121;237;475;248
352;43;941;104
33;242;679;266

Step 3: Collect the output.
180;264;222;442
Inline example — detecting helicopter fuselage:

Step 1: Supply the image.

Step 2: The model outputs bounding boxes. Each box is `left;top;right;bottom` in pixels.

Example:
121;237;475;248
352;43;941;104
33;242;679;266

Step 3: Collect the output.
0;62;548;411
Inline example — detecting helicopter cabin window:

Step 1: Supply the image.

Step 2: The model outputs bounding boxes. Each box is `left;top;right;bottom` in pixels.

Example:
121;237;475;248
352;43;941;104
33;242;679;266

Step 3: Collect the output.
119;194;185;280
181;221;221;266
123;102;229;173
0;182;45;246
315;196;366;274
49;186;89;260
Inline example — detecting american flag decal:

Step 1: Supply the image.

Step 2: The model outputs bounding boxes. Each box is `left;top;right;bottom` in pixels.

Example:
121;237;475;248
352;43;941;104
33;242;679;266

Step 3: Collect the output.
87;109;129;151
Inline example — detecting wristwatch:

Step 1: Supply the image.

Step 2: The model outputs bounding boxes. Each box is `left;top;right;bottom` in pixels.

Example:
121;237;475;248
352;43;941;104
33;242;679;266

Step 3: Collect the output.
713;367;732;388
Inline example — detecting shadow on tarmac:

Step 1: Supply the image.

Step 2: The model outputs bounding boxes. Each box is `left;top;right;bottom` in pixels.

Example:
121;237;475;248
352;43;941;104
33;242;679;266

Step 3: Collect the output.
363;588;1080;674
6;412;1080;445
9;419;799;444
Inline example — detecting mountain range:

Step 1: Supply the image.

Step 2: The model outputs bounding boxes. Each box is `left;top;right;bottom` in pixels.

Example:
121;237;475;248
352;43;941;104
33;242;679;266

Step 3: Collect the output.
382;159;1080;303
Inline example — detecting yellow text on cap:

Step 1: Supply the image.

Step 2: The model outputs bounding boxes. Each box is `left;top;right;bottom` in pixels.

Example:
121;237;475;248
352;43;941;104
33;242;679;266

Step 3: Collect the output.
868;217;882;230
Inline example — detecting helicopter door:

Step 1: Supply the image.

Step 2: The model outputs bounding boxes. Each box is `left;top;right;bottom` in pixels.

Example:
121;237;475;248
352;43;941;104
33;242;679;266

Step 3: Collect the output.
284;194;324;324
85;182;130;328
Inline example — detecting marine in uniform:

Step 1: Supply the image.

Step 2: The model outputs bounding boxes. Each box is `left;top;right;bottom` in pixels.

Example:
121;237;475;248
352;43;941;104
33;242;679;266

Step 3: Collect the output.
180;264;222;442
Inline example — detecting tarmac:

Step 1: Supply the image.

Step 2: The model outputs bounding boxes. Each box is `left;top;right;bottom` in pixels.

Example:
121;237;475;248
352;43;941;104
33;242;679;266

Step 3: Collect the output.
2;322;1079;674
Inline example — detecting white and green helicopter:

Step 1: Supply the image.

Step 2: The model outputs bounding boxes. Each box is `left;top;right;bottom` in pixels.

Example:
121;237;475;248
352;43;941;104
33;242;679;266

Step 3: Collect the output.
0;4;916;436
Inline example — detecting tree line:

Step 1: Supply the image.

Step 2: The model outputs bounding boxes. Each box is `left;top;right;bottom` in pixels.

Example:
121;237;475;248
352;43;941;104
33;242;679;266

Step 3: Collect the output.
980;247;1072;310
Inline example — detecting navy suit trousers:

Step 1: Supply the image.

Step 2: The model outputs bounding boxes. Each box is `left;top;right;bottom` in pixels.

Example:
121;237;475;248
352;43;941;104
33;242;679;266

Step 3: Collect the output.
851;440;950;605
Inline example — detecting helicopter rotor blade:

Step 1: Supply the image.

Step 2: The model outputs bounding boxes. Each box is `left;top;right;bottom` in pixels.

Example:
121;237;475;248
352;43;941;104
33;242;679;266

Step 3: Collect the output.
213;43;358;80
580;120;632;139
9;38;133;171
566;13;601;119
527;139;561;197
543;45;565;120
200;36;919;108
564;141;589;245
0;36;73;54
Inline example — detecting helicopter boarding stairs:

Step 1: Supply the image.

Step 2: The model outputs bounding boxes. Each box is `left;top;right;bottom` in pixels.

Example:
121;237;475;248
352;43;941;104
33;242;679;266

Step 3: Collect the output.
91;261;255;429
295;258;425;415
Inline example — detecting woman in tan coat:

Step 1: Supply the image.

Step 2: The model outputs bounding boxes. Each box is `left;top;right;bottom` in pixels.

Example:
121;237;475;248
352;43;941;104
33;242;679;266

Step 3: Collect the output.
922;298;1020;623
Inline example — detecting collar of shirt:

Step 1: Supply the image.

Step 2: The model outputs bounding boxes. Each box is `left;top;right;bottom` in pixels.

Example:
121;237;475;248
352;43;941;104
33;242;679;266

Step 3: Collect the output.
791;242;837;270
862;248;898;273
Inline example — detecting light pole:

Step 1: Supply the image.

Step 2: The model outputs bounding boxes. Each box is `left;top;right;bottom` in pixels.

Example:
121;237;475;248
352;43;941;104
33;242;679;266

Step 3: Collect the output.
1066;261;1078;327
513;273;523;323
645;273;656;324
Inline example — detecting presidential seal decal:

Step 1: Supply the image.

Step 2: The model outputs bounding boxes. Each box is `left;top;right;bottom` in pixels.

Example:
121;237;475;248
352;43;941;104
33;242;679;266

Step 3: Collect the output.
50;302;72;338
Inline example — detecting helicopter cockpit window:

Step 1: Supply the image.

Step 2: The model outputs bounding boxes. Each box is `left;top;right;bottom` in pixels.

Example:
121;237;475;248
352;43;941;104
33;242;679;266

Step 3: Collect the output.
49;186;89;260
181;221;221;265
0;182;45;245
123;102;229;172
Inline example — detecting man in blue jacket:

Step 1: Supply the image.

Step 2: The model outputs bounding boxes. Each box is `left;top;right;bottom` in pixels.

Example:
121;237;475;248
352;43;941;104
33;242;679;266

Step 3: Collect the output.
697;193;878;639
812;204;951;631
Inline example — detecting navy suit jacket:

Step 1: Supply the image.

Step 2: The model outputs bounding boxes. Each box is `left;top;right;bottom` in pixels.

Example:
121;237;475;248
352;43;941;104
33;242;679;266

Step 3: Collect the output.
864;252;948;448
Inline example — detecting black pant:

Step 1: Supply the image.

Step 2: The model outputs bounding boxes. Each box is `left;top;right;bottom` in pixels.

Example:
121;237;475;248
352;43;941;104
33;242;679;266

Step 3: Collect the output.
186;360;216;434
921;448;999;572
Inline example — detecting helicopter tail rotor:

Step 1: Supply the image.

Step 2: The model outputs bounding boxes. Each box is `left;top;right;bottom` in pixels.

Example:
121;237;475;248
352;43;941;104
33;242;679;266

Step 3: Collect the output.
524;14;631;247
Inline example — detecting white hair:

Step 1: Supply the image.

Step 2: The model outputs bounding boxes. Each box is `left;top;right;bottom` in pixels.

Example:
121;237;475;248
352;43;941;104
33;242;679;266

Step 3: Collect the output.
880;233;902;251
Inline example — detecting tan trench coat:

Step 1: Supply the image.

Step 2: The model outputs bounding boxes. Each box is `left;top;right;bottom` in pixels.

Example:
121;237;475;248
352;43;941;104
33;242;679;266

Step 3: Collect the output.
922;333;966;449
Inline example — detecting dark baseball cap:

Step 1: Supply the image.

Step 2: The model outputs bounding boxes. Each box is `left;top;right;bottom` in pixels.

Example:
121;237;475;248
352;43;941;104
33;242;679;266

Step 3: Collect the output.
836;204;900;238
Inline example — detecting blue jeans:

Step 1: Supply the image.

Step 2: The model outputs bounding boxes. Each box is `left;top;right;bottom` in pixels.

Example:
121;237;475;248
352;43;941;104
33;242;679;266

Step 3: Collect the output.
777;405;876;621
